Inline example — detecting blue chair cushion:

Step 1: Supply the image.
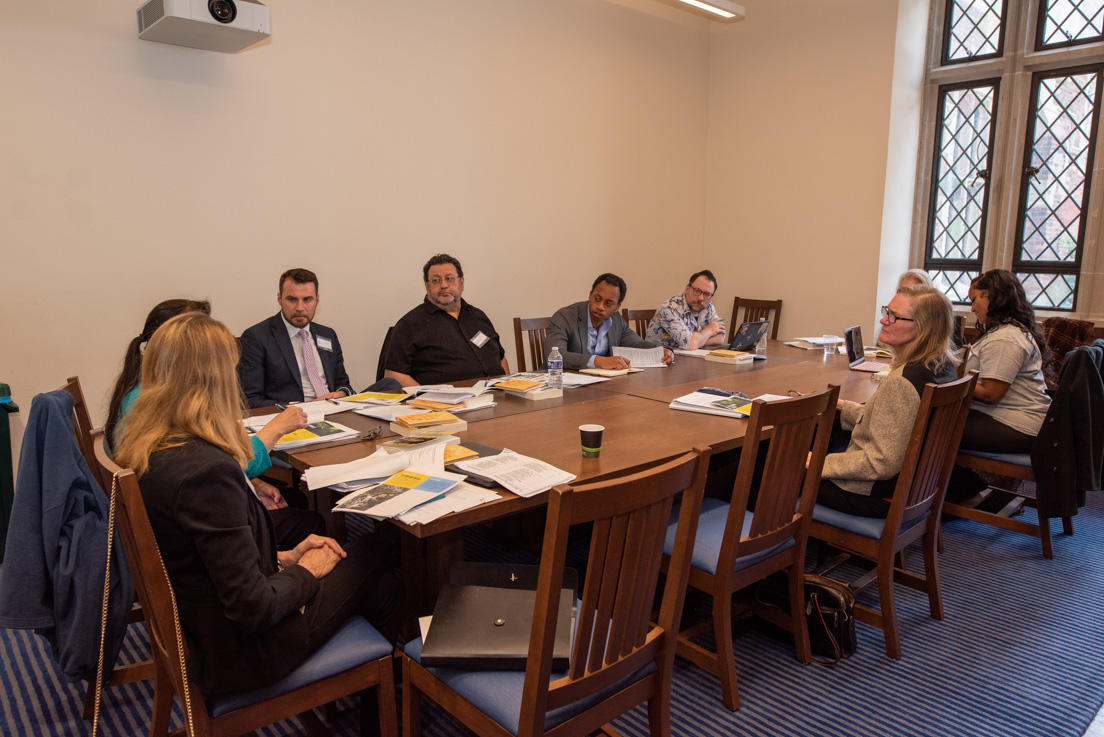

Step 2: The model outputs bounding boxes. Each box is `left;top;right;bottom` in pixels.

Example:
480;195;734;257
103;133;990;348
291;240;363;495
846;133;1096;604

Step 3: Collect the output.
812;503;927;540
404;636;655;736
207;616;392;717
958;449;1031;468
665;497;794;576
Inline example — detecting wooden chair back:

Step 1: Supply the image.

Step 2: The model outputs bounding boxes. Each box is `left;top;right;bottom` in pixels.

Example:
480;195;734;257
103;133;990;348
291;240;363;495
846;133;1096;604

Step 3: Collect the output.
513;317;552;372
376;325;395;382
730;298;783;340
1041;316;1096;390
516;447;710;735
59;377;106;491
622;308;656;337
93;429;210;734
721;385;839;566
883;372;977;537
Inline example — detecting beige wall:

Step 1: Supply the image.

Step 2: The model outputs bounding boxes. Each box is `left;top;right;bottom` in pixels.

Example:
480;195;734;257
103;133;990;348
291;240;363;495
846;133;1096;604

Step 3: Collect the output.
1;0;714;452
702;0;910;339
2;0;920;463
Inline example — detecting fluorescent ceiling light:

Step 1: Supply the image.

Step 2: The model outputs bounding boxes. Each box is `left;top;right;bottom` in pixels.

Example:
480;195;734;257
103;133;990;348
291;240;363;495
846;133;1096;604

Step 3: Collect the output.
671;0;745;21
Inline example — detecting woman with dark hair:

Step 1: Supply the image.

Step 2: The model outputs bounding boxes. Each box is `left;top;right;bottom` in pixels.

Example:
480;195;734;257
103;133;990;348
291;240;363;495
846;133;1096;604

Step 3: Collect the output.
115;312;401;696
108;299;321;546
106;299;213;451
960;269;1052;453
816;285;959;517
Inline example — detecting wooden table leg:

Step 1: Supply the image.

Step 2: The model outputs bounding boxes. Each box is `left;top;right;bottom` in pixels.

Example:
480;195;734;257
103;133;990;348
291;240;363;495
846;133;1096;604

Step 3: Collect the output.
400;529;465;632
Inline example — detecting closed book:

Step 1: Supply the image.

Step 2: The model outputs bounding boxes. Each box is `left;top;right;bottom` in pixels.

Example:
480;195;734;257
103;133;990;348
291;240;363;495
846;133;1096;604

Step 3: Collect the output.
395;410;461;429
504;387;563;401
705;349;753;364
390;420;467;437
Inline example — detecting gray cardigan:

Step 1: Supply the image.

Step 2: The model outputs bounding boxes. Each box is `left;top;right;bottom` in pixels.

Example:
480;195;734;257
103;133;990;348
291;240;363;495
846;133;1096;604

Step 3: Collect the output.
546;301;658;370
821;361;953;496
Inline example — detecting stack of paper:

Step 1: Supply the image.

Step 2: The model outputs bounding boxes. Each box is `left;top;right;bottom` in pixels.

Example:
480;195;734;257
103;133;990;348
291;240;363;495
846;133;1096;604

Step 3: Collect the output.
354;404;429;422
273;421;359;450
333;467;466;519
669;390;790;418
579;367;642;377
395;482;503;525
611;346;666;368
454;450;575;498
561;373;609;387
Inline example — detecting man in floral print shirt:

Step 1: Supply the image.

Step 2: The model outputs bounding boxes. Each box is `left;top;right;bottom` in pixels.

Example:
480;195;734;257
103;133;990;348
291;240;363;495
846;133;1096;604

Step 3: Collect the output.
646;270;726;350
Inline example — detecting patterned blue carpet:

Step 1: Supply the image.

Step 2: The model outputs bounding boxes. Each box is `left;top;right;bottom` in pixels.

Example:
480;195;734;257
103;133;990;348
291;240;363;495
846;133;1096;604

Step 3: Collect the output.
2;493;1103;736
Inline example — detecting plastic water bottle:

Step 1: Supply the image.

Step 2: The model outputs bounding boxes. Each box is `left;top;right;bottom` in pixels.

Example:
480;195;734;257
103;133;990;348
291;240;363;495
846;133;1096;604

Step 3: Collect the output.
547;346;563;390
756;324;769;355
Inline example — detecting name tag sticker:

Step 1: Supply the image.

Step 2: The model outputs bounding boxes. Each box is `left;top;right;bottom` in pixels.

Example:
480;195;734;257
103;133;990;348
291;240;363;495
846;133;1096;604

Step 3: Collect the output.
316;336;334;352
470;331;489;348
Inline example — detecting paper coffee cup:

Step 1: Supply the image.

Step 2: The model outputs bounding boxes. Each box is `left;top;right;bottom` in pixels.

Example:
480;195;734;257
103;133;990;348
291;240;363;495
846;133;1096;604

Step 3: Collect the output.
580;424;604;458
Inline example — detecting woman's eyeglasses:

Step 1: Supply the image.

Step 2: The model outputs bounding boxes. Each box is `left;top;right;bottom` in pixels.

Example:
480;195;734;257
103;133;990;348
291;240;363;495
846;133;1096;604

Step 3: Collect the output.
881;306;915;324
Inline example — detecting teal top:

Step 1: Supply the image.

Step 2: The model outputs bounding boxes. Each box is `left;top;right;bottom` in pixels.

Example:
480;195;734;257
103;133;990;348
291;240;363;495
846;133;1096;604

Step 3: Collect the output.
119;386;272;479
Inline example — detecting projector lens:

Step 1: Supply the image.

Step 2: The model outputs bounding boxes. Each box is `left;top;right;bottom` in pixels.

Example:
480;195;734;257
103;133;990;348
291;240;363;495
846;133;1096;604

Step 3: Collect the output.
208;0;236;23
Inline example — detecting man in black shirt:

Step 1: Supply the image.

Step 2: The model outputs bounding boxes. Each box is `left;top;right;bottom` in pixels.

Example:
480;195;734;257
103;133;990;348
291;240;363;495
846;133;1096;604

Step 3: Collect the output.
384;254;510;386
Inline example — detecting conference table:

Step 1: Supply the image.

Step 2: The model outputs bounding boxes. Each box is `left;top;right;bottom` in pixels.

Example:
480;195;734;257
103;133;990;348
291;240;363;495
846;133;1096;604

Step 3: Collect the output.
276;342;881;620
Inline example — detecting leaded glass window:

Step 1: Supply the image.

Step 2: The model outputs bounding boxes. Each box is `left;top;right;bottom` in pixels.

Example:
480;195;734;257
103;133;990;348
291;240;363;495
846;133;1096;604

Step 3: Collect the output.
1013;66;1103;309
944;0;1006;64
1037;0;1104;50
924;82;999;303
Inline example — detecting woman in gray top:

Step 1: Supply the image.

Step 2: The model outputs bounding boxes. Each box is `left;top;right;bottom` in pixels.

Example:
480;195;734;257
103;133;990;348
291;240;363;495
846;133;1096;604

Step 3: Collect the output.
817;286;959;518
960;269;1052;454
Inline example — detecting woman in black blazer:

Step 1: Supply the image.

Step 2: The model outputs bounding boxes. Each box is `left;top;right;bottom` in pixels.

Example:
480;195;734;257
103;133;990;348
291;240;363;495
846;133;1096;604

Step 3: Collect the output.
115;312;401;696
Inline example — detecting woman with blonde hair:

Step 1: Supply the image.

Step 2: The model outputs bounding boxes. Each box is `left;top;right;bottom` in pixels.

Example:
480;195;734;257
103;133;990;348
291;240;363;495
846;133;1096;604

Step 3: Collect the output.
817;285;959;517
116;312;401;696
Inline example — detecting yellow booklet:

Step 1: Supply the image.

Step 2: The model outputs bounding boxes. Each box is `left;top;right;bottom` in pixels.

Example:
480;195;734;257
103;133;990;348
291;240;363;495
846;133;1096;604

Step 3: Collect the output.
443;444;479;464
407;399;463;410
496;378;544;392
395;411;461;428
345;390;409;404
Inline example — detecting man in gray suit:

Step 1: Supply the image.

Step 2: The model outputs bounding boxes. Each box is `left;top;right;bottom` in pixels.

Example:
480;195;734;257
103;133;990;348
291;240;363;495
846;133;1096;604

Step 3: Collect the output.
546;273;674;370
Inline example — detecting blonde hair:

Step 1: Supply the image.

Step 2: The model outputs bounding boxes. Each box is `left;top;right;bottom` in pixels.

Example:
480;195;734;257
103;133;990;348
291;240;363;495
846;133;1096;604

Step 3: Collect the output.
889;285;960;374
115;312;252;475
898;268;933;289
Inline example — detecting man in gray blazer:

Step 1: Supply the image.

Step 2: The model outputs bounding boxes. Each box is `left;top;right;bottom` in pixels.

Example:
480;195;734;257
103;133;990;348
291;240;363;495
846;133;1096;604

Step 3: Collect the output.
546;273;673;370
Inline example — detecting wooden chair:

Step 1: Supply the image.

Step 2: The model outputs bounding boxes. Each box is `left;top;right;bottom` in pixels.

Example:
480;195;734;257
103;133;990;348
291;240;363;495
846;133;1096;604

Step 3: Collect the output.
513;316;552;372
92;430;398;737
809;373;977;659
58;378;156;719
59;377;107;491
944;340;1095;559
401;446;712;737
375;325;395;383
622;308;656;337
667;386;838;711
729;298;783;340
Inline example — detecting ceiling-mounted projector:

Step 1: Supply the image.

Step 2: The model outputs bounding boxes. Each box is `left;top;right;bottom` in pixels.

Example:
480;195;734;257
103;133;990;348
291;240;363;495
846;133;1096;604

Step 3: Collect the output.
137;0;270;53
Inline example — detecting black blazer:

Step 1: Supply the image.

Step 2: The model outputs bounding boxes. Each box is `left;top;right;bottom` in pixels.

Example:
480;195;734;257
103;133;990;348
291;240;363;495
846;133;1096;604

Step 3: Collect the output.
139;438;320;695
1032;339;1104;518
239;313;353;408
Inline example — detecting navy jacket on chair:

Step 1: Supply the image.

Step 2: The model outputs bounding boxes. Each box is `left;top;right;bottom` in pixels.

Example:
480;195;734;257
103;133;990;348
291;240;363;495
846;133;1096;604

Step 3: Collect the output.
0;391;135;683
